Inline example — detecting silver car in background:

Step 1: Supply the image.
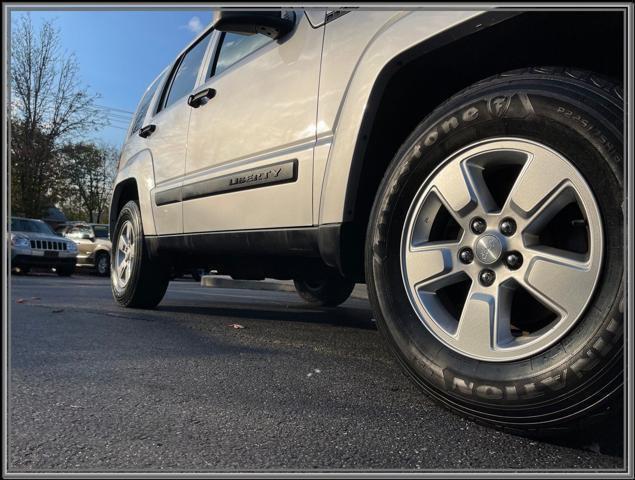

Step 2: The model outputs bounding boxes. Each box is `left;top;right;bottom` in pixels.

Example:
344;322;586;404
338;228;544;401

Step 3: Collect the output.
10;217;78;276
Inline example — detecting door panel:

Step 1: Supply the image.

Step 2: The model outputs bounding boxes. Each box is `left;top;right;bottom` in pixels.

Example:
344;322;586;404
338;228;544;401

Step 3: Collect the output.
182;143;313;233
148;31;213;235
183;12;323;233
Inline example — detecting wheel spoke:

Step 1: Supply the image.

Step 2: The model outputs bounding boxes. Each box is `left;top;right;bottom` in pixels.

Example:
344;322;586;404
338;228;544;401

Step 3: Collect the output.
118;263;125;281
404;242;462;290
454;289;495;355
521;247;591;318
505;148;572;218
431;160;479;220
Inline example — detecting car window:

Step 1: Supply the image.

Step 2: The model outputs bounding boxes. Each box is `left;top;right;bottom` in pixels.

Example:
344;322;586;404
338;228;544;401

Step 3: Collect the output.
93;226;109;239
212;32;272;77
11;218;56;235
161;31;213;111
66;226;93;238
130;72;165;135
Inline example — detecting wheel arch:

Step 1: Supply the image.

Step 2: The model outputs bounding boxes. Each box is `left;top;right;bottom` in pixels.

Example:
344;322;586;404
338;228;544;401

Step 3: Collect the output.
109;149;157;237
110;178;140;236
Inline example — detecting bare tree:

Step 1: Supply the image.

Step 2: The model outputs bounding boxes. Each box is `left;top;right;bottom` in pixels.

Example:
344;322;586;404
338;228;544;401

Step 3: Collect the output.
58;142;118;223
10;14;104;217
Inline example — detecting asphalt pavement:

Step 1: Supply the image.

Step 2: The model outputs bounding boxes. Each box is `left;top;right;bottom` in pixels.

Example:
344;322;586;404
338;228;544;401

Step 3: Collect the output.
8;273;626;472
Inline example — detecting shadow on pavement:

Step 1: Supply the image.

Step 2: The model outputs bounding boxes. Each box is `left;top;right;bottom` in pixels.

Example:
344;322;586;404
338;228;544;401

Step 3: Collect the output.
156;303;377;331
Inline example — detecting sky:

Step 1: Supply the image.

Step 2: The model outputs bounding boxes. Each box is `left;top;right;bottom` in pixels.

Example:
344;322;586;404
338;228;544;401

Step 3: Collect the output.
11;9;214;148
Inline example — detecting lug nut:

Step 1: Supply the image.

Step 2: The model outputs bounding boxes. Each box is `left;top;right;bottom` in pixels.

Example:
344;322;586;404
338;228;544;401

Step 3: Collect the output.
458;247;474;264
479;269;496;286
504;251;523;270
499;218;517;236
470;217;487;234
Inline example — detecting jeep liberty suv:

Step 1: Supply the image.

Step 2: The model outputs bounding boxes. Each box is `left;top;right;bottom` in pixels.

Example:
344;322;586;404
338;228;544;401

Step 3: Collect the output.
110;9;625;434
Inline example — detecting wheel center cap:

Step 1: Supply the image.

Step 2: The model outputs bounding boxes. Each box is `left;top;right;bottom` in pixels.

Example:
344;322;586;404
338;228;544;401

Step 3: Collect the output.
475;234;503;265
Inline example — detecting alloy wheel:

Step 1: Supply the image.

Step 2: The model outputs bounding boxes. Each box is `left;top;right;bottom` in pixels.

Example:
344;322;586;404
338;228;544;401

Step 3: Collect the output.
400;138;603;361
114;220;135;289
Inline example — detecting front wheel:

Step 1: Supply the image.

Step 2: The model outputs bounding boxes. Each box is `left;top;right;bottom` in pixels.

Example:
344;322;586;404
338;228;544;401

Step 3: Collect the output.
111;200;169;308
366;67;623;434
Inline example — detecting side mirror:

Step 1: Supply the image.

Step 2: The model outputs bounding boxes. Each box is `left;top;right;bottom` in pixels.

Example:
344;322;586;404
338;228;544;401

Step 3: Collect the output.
212;10;296;40
80;233;94;240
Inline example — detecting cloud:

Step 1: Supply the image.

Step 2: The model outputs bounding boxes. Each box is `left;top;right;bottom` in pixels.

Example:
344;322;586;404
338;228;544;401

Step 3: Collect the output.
183;16;203;34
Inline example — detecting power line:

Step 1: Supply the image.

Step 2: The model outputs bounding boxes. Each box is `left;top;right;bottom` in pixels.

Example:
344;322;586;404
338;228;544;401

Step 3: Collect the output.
93;104;134;115
89;109;131;119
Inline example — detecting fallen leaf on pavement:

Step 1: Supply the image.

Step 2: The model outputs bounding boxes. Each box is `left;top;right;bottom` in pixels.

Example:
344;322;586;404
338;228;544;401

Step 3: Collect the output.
16;298;26;303
52;309;64;313
227;323;245;329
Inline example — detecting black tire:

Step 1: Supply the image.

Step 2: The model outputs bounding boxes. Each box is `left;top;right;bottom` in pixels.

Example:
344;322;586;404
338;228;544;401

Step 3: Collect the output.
111;200;169;308
95;251;110;277
191;268;205;282
293;277;355;307
56;265;74;277
365;67;623;434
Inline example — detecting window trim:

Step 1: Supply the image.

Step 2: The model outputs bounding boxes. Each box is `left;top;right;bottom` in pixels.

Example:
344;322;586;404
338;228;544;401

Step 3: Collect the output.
208;31;226;79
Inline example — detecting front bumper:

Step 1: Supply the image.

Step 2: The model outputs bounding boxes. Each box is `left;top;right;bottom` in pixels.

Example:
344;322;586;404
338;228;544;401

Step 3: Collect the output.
11;248;77;269
76;254;95;267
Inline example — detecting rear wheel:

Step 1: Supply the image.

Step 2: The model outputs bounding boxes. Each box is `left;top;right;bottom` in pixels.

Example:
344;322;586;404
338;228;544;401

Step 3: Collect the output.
111;200;169;308
366;67;623;434
293;277;355;307
191;268;205;282
95;252;110;277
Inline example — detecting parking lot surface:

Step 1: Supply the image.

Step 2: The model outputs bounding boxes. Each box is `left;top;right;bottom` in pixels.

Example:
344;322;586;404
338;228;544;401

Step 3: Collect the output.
9;274;625;472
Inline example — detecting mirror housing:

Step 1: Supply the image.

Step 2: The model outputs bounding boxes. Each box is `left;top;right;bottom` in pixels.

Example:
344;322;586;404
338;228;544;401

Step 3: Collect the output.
212;10;296;40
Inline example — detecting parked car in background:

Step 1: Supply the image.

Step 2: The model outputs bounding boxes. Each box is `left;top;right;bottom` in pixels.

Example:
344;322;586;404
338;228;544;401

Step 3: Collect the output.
10;217;78;276
58;223;111;276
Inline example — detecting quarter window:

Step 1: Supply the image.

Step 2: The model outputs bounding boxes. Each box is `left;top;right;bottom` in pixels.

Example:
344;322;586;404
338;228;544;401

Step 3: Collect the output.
162;31;213;111
130;72;165;136
212;32;271;77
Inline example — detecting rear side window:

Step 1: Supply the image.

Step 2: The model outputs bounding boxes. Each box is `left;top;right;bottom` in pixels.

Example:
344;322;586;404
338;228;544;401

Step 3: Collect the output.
130;73;164;135
212;32;271;77
161;31;212;111
93;225;109;238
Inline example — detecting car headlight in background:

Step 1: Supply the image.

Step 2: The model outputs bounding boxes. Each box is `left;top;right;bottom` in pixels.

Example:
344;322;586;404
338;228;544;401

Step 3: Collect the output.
66;242;78;253
10;233;31;248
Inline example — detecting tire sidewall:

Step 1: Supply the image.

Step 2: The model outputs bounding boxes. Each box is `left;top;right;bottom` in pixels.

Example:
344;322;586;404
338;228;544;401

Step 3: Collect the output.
366;74;623;424
96;252;110;276
111;202;145;304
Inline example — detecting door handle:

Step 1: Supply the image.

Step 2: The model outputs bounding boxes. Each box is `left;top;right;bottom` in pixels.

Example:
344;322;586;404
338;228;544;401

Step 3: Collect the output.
188;88;216;108
139;124;156;138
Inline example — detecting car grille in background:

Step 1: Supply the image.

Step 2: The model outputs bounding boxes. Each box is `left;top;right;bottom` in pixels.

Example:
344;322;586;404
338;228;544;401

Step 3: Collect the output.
30;240;67;251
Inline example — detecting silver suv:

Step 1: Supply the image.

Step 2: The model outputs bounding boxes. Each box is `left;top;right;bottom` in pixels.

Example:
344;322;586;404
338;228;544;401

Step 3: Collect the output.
10;217;78;276
110;9;624;434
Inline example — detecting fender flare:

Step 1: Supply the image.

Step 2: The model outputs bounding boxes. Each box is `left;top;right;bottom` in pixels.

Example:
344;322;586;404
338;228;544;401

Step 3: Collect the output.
109;149;157;236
